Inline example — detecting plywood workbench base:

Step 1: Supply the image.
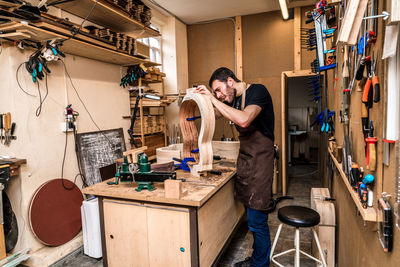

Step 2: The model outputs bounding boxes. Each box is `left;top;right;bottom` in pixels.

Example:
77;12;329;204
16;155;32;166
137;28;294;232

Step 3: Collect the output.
84;168;244;267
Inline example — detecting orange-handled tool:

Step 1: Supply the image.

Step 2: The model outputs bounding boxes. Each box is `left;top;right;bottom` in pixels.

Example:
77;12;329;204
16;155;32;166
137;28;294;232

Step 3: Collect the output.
372;76;380;102
362;77;372;103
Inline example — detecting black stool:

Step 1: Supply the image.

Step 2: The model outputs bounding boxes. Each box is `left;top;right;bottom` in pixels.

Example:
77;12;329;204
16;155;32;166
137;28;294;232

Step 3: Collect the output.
270;206;327;267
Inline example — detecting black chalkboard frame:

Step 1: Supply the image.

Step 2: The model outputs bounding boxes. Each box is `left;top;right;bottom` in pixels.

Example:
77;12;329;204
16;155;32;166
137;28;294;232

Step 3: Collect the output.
75;128;126;186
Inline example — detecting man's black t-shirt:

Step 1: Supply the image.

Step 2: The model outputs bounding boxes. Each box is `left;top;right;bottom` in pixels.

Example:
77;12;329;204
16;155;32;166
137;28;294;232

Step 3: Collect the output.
233;84;275;141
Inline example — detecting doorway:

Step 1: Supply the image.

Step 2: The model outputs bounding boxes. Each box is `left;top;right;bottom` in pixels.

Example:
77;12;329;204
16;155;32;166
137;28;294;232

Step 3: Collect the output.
281;70;326;195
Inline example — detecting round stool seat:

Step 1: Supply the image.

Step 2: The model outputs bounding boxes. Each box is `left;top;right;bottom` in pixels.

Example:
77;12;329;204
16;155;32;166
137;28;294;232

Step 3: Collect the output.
278;205;320;228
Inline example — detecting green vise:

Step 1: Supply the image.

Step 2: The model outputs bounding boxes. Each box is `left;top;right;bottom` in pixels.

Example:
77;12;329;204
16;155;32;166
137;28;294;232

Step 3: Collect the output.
135;152;154;192
107;156;133;185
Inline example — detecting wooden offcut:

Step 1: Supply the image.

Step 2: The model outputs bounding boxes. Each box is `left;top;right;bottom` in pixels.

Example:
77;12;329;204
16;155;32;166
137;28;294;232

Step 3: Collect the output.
347;0;368;45
164;179;183;199
390;0;400;23
311;188;335;267
211;141;240;160
337;0;361;44
123;146;147;163
179;89;215;177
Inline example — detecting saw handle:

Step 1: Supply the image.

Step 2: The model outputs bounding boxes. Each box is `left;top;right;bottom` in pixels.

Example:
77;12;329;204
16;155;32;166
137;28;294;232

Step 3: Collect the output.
4;113;11;132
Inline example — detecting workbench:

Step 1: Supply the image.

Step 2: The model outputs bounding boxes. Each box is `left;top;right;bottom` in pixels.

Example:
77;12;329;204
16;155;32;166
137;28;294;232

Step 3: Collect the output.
0;158;26;177
82;162;244;267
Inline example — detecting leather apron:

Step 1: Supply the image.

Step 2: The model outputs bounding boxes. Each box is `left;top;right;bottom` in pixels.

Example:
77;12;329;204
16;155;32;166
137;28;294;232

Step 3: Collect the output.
234;84;274;211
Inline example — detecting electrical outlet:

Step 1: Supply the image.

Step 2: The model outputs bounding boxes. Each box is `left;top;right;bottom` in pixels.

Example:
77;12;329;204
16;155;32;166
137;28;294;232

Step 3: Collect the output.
60;122;76;132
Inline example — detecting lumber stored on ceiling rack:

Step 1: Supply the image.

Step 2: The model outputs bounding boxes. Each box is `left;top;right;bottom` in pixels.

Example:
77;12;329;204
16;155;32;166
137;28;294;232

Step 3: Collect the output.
0;22;158;66
47;0;160;37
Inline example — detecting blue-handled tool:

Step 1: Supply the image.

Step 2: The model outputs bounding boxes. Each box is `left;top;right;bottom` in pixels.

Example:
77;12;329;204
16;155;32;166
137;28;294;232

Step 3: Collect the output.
173;157;196;172
186;116;201;121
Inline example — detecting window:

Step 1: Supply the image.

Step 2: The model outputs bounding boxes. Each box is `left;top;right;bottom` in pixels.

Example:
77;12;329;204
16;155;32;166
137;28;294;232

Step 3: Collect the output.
138;36;162;69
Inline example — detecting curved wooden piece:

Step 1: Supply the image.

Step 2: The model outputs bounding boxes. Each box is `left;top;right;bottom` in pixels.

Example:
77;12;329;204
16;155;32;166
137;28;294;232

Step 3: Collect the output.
179;88;215;176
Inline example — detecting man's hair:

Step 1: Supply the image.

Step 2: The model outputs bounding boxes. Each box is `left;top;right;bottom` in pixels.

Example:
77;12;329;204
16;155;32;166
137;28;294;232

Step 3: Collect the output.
209;67;241;88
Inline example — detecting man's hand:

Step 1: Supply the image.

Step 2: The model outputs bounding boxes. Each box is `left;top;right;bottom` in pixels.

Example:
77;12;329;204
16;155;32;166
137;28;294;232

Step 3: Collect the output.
195;85;213;99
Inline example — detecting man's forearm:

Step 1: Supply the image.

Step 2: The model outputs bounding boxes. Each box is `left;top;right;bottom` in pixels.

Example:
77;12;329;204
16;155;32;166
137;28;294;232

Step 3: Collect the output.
211;97;248;126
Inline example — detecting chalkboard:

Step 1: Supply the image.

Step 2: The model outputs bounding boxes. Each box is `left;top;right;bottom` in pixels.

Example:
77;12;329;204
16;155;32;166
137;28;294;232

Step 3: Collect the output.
76;128;126;186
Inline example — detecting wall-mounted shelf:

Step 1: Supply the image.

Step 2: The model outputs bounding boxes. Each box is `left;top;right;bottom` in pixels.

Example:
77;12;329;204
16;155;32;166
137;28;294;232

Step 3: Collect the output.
47;0;160;38
328;148;377;222
0;22;159;66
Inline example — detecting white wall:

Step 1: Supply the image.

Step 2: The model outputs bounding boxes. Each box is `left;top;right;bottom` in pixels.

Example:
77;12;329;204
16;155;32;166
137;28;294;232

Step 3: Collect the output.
0;46;131;258
161;17;189;131
0;4;187;263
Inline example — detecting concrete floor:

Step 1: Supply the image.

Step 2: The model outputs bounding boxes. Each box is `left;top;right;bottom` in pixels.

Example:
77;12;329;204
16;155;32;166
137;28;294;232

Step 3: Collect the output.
50;164;321;267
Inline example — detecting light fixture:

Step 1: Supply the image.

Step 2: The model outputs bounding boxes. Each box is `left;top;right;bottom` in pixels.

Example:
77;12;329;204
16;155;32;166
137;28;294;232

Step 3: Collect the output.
143;94;161;100
279;0;289;20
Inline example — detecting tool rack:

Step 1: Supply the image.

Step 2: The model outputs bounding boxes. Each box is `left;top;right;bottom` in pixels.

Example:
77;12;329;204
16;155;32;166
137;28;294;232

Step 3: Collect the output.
328;147;376;221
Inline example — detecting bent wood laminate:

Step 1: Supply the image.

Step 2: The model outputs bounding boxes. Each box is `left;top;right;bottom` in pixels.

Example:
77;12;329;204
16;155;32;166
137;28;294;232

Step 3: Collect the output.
179;88;215;177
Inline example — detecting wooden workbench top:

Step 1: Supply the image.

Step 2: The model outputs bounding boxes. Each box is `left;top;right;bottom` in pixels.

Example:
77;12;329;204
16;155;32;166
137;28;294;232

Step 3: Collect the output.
0;158;27;166
82;162;236;207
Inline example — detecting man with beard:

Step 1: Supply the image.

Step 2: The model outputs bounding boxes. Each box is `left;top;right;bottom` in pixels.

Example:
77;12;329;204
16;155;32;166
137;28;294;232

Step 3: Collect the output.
196;67;275;267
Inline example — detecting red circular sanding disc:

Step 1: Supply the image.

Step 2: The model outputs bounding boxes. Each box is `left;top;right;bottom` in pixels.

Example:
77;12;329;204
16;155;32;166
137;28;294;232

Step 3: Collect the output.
29;179;84;246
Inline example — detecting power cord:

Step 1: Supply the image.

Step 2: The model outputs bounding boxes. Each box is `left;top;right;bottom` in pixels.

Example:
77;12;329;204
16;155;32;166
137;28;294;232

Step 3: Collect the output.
58;0;98;44
16;62;36;97
60;59;115;148
34;73;49;117
60;113;88;191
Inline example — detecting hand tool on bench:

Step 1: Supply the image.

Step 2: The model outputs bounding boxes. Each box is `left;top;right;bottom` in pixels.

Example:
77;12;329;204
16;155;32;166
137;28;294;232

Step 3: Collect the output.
134;153;176;191
173;157;195;172
108;154;176;191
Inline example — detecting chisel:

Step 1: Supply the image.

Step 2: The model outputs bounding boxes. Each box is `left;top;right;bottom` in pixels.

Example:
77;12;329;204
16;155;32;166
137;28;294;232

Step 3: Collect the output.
4;113;10;145
0;114;3;144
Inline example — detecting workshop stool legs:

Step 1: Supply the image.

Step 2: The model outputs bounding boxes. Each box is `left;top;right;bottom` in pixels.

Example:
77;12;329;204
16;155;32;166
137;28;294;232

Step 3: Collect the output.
269;224;327;267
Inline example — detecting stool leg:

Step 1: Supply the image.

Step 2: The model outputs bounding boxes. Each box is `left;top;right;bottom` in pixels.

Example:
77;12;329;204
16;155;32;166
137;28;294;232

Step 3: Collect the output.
294;227;300;267
312;229;327;267
270;224;283;260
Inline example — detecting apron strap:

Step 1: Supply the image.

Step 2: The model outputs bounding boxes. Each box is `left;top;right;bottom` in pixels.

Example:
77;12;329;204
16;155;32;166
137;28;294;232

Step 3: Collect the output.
241;82;247;111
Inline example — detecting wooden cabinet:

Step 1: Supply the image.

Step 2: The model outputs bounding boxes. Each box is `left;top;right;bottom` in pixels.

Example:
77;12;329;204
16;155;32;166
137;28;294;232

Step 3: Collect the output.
103;200;191;267
83;168;244;267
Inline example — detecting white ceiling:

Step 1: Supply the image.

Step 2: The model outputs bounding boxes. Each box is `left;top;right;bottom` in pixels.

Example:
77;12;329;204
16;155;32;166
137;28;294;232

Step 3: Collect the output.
145;0;315;24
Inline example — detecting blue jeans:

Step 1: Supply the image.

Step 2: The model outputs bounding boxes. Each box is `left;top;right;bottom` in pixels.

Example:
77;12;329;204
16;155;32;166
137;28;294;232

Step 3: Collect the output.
247;207;271;267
